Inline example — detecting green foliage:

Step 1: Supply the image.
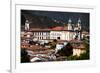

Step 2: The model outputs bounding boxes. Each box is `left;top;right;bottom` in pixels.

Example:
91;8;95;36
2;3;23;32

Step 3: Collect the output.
53;39;57;43
50;44;56;49
67;39;90;60
79;52;89;60
57;43;73;56
21;11;63;28
67;55;79;60
67;52;89;60
50;39;57;49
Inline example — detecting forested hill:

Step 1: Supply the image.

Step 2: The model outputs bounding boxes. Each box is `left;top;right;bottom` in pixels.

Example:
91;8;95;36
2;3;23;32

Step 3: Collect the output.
21;10;89;31
21;11;63;29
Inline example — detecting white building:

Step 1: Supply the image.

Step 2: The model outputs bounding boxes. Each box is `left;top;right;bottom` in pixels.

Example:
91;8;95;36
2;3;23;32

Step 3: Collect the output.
30;29;50;40
73;44;86;56
50;19;80;41
22;18;82;41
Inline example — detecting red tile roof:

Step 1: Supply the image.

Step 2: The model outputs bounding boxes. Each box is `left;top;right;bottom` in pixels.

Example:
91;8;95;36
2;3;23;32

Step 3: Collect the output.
30;28;51;32
28;26;69;31
52;26;64;30
73;44;85;49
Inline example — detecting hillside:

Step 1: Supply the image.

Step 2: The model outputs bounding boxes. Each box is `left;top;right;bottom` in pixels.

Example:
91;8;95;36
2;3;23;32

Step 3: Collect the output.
21;10;89;31
21;10;63;29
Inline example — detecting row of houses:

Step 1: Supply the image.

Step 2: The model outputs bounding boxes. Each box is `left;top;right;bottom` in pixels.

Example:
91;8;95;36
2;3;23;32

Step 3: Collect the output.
21;19;89;62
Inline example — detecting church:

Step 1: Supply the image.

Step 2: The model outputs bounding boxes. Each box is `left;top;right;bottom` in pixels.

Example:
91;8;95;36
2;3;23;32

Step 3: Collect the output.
21;18;82;41
50;18;82;41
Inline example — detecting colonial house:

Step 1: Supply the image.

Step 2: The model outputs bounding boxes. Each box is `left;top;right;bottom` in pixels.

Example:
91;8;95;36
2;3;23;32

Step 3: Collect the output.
73;44;86;56
30;28;50;40
70;40;86;56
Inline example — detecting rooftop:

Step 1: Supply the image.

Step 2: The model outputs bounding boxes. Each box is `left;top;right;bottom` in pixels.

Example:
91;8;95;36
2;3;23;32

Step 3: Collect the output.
28;26;73;32
52;26;64;31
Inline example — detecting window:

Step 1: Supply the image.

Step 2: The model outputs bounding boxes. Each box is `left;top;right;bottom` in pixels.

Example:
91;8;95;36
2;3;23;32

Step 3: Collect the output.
43;32;46;35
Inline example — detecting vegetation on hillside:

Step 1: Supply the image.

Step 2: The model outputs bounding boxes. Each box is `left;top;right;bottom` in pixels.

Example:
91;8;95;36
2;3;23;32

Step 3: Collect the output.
67;38;89;60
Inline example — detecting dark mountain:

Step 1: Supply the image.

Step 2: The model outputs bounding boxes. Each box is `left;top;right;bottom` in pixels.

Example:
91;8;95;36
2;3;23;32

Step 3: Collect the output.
21;10;63;29
21;10;89;31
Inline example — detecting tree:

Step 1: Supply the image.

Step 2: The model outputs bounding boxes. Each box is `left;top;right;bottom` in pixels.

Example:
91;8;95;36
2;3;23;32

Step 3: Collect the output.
80;39;90;60
50;39;57;49
57;43;73;56
67;39;90;60
53;39;57;43
67;55;79;60
21;48;30;63
67;52;89;60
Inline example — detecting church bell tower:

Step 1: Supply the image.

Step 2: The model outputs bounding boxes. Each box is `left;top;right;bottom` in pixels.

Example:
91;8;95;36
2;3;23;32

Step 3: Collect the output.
77;18;82;40
25;20;30;31
78;18;81;31
68;19;72;30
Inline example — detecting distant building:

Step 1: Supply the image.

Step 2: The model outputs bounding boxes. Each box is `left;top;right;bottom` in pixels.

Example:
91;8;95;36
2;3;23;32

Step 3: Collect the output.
73;43;86;56
70;40;86;56
30;28;50;40
50;18;82;41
